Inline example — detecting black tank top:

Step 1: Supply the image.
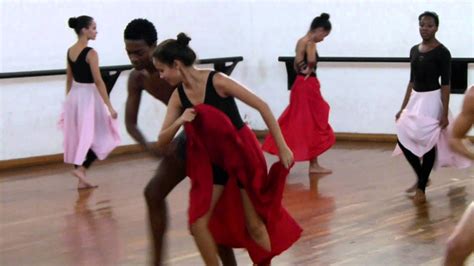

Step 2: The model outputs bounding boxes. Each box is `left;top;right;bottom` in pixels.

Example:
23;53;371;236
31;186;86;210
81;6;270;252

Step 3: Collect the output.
67;47;94;83
178;71;245;129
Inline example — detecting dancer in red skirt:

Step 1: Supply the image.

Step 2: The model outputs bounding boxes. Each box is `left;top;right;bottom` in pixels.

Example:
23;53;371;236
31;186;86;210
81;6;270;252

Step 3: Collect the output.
262;13;335;174
153;33;301;265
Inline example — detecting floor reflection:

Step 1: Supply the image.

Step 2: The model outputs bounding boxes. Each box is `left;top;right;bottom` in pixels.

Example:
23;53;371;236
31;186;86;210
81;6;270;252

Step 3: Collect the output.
63;189;121;266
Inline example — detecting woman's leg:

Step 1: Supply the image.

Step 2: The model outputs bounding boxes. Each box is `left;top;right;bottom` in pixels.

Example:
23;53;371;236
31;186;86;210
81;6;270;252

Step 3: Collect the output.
240;189;271;252
72;149;98;189
309;157;332;174
82;149;98;169
190;185;225;266
398;141;423;193
414;146;436;203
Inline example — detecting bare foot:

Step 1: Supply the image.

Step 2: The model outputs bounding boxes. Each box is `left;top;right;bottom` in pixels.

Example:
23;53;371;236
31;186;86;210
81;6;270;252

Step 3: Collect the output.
77;180;98;190
72;169;97;189
309;157;332;174
405;183;417;193
413;189;426;204
405;180;431;193
309;165;332;174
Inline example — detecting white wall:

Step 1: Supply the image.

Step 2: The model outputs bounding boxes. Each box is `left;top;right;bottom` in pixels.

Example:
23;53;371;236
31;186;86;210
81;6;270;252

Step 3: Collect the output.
1;0;473;160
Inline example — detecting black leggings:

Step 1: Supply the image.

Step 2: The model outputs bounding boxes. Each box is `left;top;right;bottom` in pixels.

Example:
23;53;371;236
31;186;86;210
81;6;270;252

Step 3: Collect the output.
398;140;436;192
74;149;97;169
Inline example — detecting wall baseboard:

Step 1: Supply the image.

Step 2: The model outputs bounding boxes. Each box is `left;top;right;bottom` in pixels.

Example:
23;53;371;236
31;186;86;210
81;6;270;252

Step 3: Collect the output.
1;131;472;171
254;130;474;143
0;144;145;172
253;130;399;142
334;132;398;142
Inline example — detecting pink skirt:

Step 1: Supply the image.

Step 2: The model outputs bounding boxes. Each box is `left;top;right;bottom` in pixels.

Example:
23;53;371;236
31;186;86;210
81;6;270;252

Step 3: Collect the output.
394;89;471;169
59;81;120;165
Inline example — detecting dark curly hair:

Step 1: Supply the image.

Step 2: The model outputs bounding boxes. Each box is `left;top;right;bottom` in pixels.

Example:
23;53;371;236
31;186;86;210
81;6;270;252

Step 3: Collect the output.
418;11;439;27
124;18;158;46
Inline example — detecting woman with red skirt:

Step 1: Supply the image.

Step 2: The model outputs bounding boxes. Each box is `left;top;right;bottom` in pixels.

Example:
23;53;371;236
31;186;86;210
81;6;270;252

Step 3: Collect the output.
262;13;335;174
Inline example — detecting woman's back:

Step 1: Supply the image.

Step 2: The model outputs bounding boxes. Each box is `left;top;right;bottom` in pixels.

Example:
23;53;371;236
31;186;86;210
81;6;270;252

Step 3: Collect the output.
67;46;94;83
293;37;317;74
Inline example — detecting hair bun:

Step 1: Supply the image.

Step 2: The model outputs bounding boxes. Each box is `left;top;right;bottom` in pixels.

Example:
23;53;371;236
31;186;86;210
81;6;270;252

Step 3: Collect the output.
176;32;191;46
319;13;330;20
68;17;77;28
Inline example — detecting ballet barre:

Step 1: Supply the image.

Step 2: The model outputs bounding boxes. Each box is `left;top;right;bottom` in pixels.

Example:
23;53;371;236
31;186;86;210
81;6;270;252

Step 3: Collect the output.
278;56;474;94
0;56;244;94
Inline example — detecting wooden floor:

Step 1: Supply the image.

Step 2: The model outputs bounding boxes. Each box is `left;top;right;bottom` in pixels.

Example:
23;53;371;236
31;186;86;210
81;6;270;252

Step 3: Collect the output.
1;142;473;266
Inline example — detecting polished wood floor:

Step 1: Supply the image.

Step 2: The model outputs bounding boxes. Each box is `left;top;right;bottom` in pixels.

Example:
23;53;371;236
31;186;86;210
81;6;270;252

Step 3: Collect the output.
1;142;473;266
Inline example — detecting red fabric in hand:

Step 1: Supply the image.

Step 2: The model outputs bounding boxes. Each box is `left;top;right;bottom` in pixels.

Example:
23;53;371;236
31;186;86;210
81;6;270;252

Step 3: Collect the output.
184;104;302;264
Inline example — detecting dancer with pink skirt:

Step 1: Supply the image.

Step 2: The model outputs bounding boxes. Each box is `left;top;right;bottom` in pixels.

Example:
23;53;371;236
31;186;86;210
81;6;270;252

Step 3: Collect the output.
394;11;470;204
61;16;120;189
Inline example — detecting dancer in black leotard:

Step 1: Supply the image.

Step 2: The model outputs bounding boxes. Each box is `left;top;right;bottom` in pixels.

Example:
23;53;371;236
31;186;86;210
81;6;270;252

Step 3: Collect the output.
62;15;120;189
394;11;470;203
152;33;299;266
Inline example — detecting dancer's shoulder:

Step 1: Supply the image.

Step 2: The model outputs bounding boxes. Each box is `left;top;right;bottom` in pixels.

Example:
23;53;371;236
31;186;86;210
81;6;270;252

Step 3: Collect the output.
127;69;147;94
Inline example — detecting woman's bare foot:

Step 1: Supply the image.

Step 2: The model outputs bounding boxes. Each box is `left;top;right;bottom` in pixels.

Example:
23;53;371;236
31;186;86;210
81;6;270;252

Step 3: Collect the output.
405;183;417;193
72;168;97;189
413;189;426;204
309;158;332;174
77;180;98;190
309;165;333;174
405;180;431;193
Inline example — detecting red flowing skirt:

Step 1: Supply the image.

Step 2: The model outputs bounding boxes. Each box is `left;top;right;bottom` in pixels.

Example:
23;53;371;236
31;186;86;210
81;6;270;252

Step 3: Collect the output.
262;75;335;161
185;104;302;264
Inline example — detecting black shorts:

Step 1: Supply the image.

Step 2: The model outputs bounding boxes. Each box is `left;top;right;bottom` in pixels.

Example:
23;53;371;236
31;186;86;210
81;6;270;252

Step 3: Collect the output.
174;131;187;161
173;131;241;188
